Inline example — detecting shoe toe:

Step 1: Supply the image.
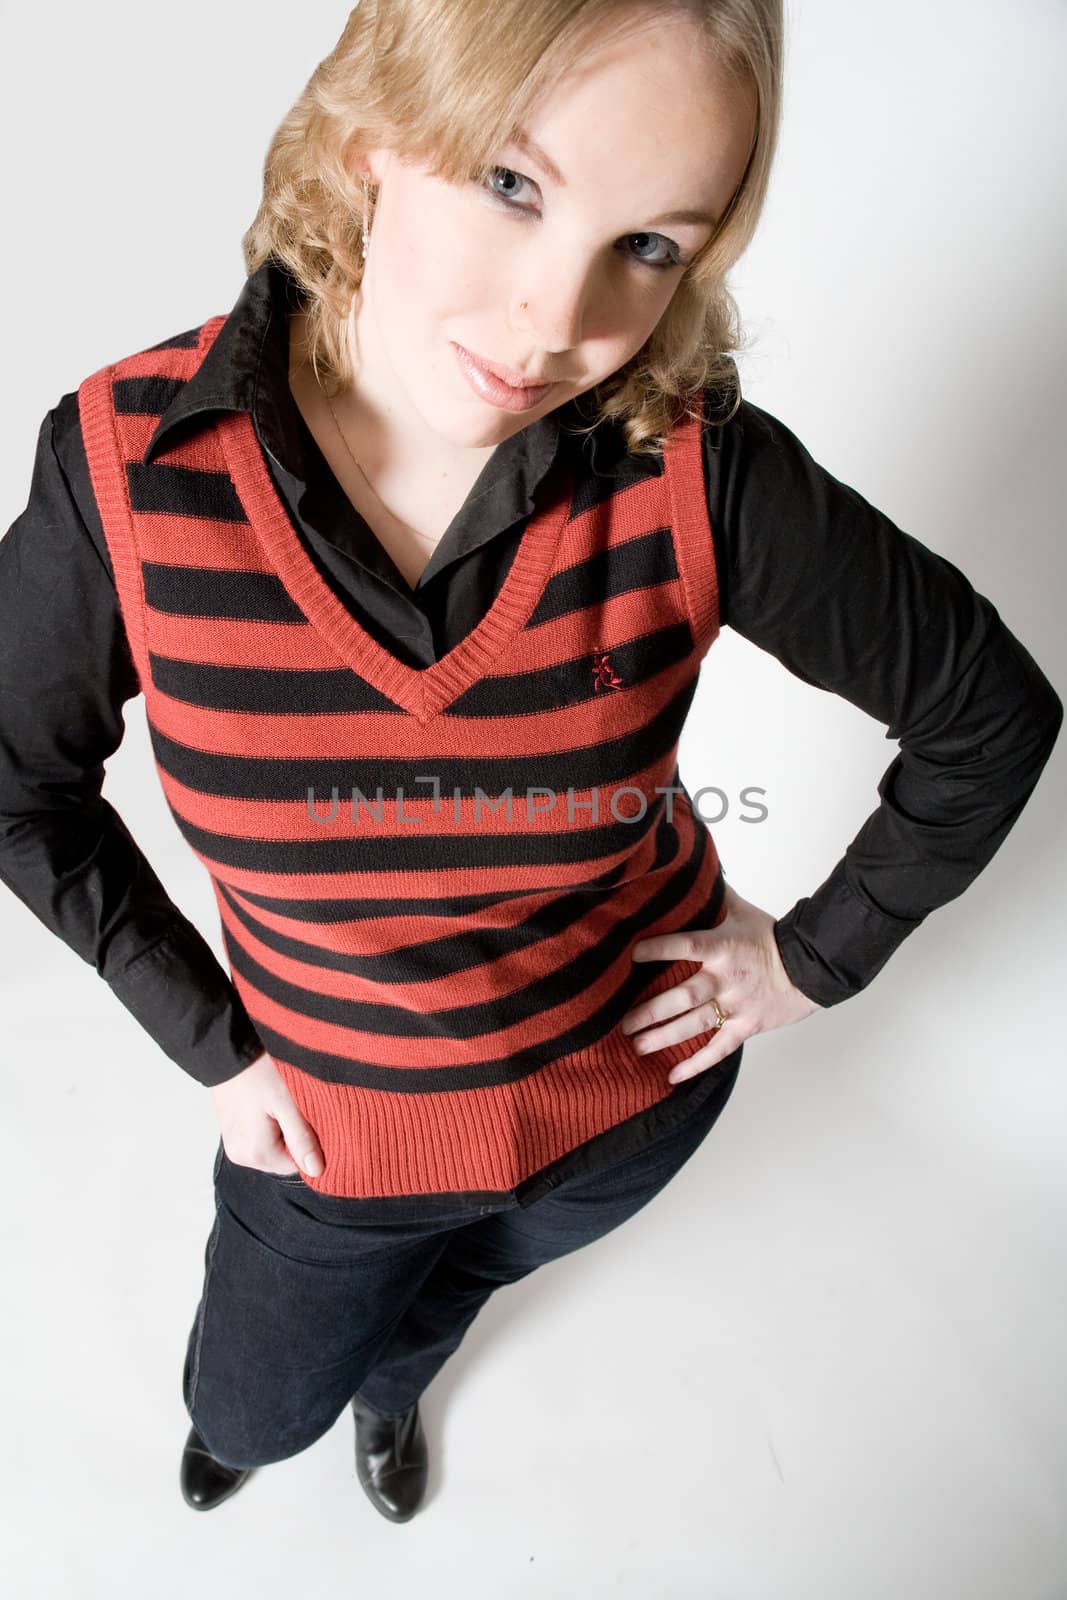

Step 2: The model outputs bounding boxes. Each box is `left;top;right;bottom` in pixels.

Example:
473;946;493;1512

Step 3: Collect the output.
180;1426;252;1511
374;1465;426;1521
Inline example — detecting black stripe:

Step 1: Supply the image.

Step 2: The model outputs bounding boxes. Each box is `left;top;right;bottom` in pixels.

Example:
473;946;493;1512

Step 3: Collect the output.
112;376;185;416
220;855;633;922
143;563;308;623
127;461;247;522
526;526;678;629
149;653;401;712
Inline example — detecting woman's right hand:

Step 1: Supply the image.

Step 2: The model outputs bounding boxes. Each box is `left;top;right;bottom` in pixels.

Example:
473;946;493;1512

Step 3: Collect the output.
210;1051;325;1177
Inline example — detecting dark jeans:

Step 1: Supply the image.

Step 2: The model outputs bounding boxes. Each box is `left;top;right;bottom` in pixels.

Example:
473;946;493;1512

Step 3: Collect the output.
181;1044;743;1470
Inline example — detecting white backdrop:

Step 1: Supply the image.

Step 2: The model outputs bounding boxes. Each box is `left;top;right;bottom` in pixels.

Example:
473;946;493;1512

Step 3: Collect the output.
1;2;1065;1597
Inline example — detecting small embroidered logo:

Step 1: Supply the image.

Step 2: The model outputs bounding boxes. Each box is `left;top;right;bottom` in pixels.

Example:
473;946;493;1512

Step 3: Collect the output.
592;649;623;691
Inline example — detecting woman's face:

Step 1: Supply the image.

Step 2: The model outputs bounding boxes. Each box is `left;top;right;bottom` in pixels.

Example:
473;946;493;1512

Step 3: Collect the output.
350;9;756;455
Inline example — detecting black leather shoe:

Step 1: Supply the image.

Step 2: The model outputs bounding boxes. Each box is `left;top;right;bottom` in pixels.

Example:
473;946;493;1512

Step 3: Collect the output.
350;1395;428;1521
180;1424;253;1510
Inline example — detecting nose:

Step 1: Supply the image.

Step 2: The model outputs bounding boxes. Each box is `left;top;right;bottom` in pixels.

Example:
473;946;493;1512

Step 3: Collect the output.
510;252;597;354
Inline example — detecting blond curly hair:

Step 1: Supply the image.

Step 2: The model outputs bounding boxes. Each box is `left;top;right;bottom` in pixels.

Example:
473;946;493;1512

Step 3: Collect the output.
242;0;784;457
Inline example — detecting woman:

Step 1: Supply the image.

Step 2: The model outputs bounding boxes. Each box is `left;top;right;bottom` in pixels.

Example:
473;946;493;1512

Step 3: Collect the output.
0;0;1060;1523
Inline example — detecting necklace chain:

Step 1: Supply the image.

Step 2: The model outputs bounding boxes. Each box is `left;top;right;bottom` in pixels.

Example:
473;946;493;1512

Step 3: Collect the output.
323;387;438;544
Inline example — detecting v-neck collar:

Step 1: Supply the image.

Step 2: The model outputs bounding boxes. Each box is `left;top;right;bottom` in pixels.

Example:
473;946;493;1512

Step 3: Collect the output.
217;407;573;725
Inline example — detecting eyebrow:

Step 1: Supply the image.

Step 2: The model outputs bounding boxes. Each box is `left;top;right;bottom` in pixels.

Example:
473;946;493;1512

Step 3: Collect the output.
510;129;719;229
511;129;567;187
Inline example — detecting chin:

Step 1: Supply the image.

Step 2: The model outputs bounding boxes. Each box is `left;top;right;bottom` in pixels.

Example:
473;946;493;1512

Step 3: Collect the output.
419;392;516;447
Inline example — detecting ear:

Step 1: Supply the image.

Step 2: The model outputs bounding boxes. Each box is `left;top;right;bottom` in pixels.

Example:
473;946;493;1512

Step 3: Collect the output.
353;147;388;186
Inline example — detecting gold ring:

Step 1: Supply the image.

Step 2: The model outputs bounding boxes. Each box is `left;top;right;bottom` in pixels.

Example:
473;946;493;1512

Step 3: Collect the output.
709;997;727;1031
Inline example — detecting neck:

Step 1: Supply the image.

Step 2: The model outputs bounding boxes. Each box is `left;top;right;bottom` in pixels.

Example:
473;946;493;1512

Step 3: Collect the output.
289;302;499;491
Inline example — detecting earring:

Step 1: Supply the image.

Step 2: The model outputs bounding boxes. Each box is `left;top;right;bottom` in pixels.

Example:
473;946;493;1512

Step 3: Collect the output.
360;173;374;262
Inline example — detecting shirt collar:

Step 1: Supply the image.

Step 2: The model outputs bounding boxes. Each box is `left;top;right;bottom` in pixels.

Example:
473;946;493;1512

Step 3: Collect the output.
141;255;594;483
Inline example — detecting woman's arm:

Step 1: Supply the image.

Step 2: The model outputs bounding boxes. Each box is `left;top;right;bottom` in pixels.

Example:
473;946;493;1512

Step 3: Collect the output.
703;397;1063;1009
0;396;265;1086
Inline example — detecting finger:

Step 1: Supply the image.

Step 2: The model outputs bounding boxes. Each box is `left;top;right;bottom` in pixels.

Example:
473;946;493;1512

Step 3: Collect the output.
628;995;734;1058
627;972;726;1049
279;1122;325;1176
620;972;719;1036
631;930;711;964
666;1024;740;1084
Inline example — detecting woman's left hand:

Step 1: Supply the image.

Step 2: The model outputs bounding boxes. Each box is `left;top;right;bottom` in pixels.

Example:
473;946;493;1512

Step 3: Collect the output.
618;882;824;1083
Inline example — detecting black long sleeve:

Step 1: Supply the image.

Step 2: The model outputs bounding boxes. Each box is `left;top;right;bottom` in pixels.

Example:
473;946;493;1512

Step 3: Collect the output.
0;399;266;1086
705;399;1064;1006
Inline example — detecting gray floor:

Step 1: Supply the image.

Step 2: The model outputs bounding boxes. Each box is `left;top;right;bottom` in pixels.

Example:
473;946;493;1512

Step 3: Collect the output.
5;908;1066;1599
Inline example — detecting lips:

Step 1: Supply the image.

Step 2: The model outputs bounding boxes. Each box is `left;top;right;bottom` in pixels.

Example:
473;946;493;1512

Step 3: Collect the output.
453;342;555;413
471;350;552;388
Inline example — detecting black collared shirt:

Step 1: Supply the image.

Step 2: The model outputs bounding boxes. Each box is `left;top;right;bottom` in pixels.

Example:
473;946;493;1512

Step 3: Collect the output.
1;258;1061;1113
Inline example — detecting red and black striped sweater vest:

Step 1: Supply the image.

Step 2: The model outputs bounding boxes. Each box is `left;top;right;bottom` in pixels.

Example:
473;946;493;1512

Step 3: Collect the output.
78;314;728;1201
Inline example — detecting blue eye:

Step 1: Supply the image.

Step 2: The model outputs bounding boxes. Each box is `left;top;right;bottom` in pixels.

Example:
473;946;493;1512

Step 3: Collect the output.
482;166;684;272
486;166;533;205
625;231;682;272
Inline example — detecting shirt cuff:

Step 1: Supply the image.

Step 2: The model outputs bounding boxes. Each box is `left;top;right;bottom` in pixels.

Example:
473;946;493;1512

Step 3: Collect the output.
107;925;266;1086
773;867;924;1008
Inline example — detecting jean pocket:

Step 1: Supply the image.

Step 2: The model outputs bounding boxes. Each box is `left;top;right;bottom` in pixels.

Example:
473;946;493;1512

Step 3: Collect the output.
216;1146;307;1185
244;1164;307;1185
